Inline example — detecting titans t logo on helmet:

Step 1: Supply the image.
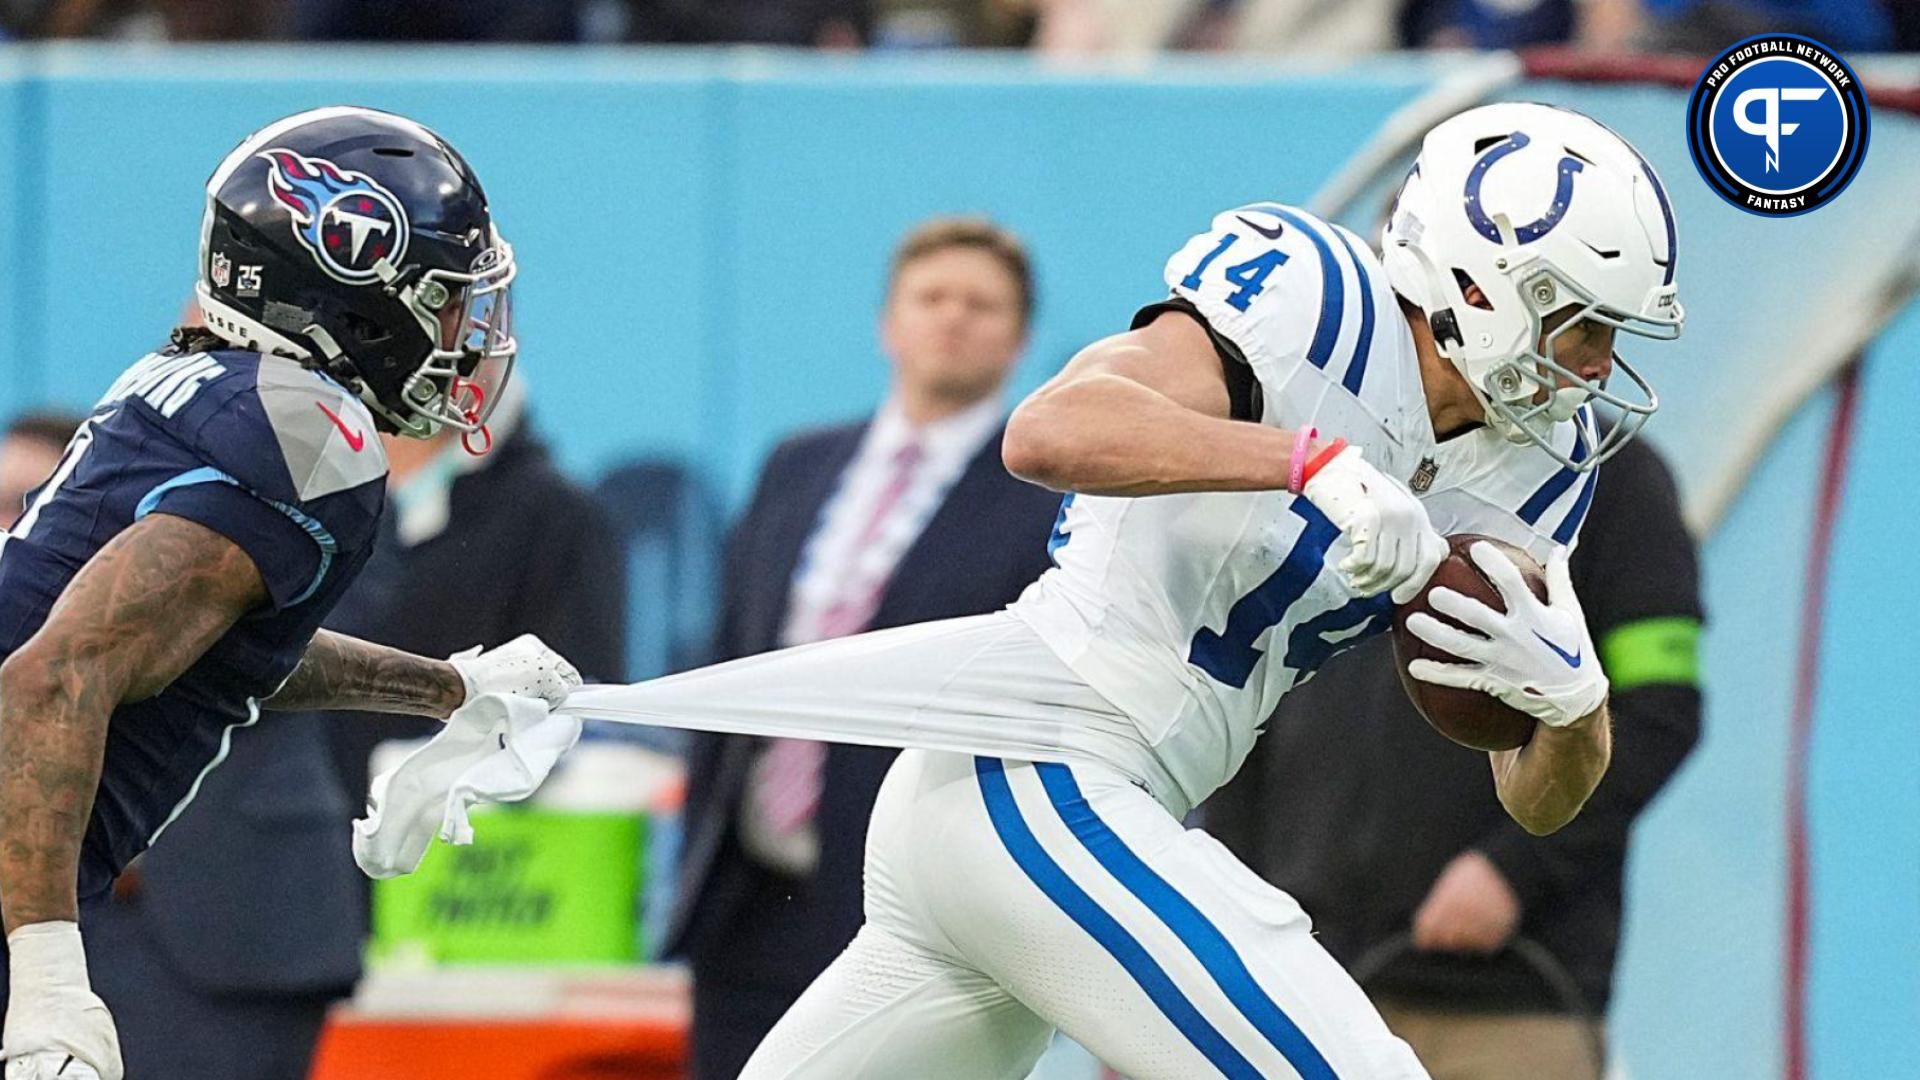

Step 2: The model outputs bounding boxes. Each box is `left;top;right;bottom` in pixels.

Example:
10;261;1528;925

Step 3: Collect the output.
259;148;411;284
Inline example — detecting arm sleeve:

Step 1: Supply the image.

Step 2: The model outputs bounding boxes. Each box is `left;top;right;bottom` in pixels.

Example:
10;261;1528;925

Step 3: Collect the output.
1477;441;1704;904
141;475;328;612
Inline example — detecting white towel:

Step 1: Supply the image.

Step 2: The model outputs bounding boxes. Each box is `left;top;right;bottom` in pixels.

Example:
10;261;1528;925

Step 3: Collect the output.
351;692;582;879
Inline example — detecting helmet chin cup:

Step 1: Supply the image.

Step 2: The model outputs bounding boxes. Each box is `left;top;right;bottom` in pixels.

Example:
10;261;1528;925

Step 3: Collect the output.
1474;360;1545;446
1548;386;1586;422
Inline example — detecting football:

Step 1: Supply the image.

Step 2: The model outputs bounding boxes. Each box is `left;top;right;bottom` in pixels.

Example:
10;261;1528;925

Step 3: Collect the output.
1391;534;1546;752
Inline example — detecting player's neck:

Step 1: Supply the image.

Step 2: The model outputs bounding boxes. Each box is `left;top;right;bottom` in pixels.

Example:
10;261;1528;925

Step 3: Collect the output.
1401;302;1485;440
382;432;452;485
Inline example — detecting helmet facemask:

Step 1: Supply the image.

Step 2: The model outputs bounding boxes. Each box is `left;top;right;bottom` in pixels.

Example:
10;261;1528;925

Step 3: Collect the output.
1469;255;1679;470
376;229;518;444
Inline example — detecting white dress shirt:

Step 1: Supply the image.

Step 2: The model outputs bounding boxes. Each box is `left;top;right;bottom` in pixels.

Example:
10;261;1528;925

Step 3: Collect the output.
781;395;1005;647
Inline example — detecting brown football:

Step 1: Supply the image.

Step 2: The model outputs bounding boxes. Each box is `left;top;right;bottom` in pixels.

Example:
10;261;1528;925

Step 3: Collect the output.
1391;534;1545;752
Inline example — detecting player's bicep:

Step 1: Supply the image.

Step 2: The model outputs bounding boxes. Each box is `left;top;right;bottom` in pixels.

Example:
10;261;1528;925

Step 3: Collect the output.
1039;308;1236;419
17;513;267;704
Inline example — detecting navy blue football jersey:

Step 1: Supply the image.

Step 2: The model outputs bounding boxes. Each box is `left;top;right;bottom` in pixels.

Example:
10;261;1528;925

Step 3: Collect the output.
0;346;387;900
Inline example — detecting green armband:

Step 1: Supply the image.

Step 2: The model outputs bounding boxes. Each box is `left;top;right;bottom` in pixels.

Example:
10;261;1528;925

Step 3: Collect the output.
1600;616;1702;690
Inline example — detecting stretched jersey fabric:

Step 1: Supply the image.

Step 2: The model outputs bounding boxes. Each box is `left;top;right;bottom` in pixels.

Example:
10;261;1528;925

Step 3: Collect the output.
1009;203;1600;810
0;346;387;901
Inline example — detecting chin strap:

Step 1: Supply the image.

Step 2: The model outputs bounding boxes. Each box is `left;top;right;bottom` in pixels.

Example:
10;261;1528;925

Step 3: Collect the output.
461;426;492;456
453;377;492;456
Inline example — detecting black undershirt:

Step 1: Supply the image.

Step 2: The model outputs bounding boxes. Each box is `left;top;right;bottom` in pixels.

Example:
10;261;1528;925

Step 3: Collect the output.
1131;297;1262;424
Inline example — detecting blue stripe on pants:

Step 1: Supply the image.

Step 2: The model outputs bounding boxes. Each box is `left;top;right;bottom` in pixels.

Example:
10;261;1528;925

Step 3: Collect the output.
974;757;1264;1079
1036;762;1340;1080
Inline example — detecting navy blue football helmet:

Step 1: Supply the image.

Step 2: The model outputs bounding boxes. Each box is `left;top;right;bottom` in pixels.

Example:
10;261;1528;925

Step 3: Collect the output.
196;106;516;439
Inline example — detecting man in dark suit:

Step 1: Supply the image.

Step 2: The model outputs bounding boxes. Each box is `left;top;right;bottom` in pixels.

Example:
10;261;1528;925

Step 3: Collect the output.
667;217;1062;1079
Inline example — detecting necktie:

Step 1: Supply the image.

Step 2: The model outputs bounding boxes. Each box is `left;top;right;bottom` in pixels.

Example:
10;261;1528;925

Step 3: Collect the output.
745;439;924;873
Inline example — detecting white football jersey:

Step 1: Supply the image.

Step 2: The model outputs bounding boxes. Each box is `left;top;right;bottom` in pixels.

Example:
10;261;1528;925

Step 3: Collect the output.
1009;203;1600;811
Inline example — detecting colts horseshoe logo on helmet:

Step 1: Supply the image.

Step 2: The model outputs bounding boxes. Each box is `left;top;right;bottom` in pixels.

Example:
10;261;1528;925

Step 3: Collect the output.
258;148;411;284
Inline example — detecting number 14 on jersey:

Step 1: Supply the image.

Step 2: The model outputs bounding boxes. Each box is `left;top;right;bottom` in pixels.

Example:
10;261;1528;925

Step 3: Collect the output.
1180;233;1289;312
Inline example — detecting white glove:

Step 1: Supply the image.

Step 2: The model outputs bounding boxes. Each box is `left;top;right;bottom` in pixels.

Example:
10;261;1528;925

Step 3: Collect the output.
449;634;582;711
3;922;122;1080
1301;444;1447;603
1405;543;1608;728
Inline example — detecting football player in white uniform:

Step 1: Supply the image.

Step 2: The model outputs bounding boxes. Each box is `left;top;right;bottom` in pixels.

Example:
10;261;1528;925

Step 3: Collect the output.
566;101;1682;1078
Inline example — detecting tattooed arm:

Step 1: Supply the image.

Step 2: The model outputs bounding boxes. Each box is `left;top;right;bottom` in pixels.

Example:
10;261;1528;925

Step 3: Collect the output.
262;629;464;719
0;513;267;932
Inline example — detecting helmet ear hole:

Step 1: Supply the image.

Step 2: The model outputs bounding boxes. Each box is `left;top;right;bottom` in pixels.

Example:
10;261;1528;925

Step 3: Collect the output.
1452;269;1494;311
339;310;393;346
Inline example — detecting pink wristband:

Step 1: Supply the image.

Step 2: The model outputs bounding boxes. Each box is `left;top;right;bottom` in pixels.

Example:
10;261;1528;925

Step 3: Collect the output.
1299;438;1350;491
1288;427;1319;494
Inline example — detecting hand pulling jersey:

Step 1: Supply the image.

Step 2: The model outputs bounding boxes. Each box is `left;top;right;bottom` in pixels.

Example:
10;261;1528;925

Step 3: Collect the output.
1011;203;1600;811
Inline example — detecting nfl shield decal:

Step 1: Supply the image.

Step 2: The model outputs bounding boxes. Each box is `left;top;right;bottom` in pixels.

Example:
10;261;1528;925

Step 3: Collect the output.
1410;457;1439;493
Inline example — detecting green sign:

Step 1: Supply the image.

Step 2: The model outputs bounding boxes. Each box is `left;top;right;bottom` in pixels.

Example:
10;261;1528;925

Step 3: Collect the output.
372;809;645;965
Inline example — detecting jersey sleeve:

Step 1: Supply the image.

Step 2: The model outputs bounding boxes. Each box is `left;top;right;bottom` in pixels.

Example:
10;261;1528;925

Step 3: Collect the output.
146;355;388;611
138;475;332;610
1148;203;1386;418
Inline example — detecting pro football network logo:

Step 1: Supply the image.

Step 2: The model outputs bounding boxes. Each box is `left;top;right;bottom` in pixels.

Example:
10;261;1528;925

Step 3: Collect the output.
1686;34;1869;217
258;148;410;283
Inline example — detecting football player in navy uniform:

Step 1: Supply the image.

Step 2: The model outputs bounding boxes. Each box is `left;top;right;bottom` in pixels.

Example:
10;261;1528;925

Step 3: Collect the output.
0;107;581;1079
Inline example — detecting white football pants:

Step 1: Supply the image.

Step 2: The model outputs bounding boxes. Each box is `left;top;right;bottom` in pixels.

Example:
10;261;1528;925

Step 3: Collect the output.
743;747;1428;1079
581;612;1427;1079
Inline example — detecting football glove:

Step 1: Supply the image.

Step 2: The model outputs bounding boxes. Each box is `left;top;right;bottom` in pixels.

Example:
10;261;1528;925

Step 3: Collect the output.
1301;443;1448;603
3;922;121;1080
450;634;582;711
1405;543;1608;728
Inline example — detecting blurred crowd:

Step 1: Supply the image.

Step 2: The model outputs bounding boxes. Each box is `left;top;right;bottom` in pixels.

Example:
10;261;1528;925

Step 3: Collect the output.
0;0;1913;52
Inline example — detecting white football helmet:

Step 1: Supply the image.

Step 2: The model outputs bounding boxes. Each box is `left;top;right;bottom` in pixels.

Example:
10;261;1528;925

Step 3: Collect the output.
1382;102;1683;470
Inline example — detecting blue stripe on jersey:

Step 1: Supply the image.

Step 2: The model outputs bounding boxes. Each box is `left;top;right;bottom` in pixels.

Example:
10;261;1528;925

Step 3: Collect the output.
973;758;1264;1080
1553;466;1600;545
1516;412;1593;525
1243;204;1343;373
1035;762;1341;1080
134;465;234;520
134;467;339;605
148;698;261;845
274;501;340;606
1327;225;1377;395
1047;493;1076;565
